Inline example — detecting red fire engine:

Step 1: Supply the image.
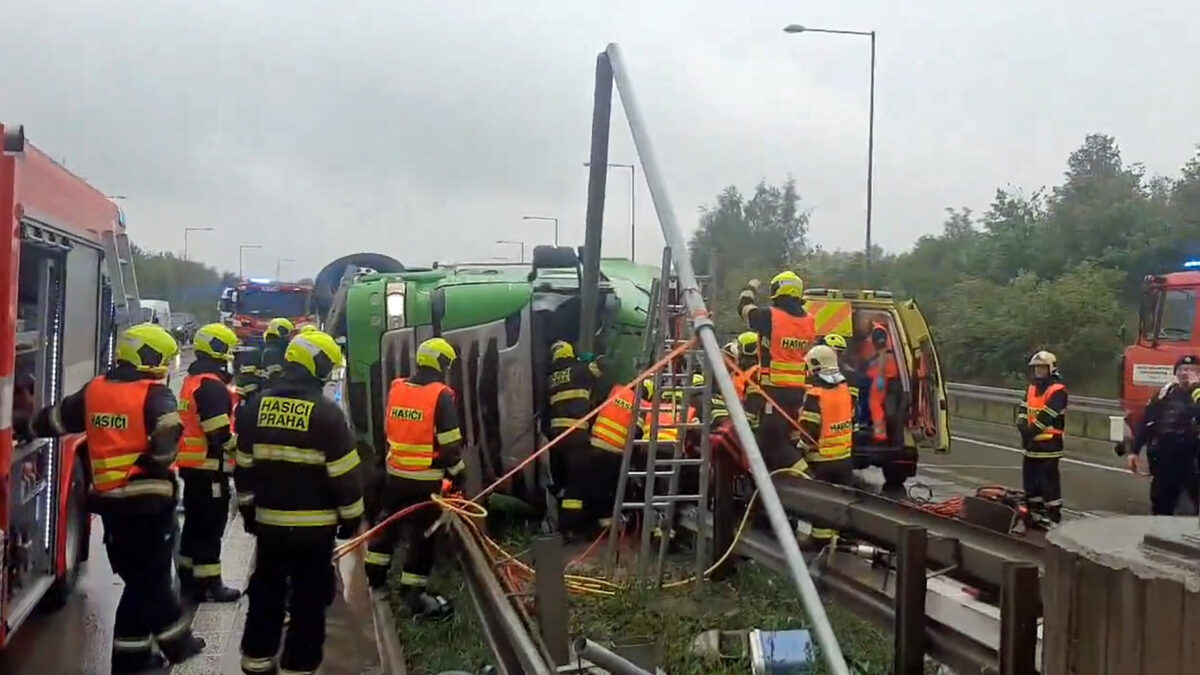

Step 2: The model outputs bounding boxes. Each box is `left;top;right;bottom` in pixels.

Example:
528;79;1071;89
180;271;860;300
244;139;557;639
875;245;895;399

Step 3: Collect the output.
221;279;315;346
1117;269;1200;450
0;124;141;645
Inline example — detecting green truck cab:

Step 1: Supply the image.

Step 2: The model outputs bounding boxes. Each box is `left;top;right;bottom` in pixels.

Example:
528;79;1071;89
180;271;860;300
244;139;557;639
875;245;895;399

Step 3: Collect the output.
316;247;658;504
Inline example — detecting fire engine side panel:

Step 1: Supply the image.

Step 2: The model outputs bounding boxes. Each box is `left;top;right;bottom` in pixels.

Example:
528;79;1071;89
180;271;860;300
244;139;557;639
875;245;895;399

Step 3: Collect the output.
0;134;18;647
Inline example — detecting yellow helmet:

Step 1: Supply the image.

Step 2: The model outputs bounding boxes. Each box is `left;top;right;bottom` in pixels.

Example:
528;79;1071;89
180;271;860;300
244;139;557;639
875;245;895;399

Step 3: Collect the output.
641;378;655;400
551;340;575;362
264;317;295;341
298;324;319;334
769;271;804;300
691;373;706;387
821;333;848;351
116;323;179;376
736;331;760;357
416;337;458;372
284;330;344;380
193;323;239;361
1028;350;1057;369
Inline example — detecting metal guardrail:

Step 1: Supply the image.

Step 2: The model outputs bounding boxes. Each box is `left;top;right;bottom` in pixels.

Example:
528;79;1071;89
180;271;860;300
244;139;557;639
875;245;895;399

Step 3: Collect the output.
947;382;1123;417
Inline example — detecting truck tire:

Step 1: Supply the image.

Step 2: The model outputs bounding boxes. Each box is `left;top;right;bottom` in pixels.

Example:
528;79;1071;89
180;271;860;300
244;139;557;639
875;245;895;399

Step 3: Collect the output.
313;253;406;319
42;453;88;611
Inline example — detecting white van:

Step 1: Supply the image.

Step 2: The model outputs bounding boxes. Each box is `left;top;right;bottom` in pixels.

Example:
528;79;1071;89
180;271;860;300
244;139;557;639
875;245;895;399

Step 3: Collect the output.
140;299;172;331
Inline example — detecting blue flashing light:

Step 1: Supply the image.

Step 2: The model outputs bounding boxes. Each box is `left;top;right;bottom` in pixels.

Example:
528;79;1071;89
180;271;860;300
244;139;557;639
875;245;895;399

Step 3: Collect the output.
1184;260;1200;269
248;277;274;284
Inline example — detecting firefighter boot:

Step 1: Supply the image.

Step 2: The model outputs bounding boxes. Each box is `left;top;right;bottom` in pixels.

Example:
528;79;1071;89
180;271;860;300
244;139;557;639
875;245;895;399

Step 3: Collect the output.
160;634;207;666
404;588;454;621
193;577;242;603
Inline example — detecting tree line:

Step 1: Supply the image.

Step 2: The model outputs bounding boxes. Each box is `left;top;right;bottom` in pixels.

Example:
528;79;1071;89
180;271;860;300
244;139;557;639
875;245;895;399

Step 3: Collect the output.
132;244;237;323
691;134;1200;396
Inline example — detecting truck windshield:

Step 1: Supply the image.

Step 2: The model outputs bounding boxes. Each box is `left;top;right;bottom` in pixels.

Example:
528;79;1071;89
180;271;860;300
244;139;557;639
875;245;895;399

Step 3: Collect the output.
1158;289;1196;341
236;289;310;317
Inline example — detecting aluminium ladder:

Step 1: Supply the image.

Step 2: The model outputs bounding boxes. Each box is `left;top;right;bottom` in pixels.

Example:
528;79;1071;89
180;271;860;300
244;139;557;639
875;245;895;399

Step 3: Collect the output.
605;247;714;585
101;227;143;329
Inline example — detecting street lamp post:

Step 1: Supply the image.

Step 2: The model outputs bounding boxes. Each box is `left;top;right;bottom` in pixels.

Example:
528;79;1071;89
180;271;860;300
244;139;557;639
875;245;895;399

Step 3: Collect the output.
495;240;526;263
238;244;262;279
522;215;560;247
276;257;296;280
784;23;876;283
183;227;214;262
584;161;636;261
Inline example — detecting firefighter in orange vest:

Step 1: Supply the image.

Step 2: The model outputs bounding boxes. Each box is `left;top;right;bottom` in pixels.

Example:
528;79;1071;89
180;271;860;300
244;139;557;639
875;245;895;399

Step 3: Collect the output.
795;344;856;549
589;383;643;528
365;337;464;619
862;321;900;443
820;333;861;432
177;323;242;603
737;272;815;470
1017;351;1068;525
730;331;765;430
14;323;204;673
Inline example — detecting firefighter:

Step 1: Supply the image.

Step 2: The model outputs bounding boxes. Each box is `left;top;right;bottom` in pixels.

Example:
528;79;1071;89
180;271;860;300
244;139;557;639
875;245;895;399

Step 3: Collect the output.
860;322;900;443
821;333;861;432
1128;354;1200;515
737;272;815;470
1016;351;1068;525
589;383;642;527
365;337;465;619
177;323;242;603
14;323;204;673
258;317;296;386
795;344;856;549
234;329;364;675
544;340;604;534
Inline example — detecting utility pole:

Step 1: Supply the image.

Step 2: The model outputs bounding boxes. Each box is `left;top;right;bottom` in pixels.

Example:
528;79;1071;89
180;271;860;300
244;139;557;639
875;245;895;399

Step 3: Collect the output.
184;227;214;262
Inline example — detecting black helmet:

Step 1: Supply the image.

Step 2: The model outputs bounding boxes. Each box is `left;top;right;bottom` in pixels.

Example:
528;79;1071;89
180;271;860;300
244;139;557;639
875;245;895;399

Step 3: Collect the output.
1175;354;1200;372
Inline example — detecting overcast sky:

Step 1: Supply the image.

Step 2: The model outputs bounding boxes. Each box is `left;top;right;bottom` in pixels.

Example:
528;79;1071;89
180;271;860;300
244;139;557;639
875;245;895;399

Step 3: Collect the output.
4;0;1198;279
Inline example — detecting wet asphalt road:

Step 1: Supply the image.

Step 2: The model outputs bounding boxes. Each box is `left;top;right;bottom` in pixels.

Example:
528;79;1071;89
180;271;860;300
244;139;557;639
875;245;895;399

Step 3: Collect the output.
0;352;383;675
0;354;1157;673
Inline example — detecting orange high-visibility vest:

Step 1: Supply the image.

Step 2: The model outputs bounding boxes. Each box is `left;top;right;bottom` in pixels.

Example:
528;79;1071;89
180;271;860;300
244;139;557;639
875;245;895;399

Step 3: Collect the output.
590;385;637;454
805;384;854;462
640;404;680;444
385;379;450;481
1024;383;1066;442
177;373;232;471
734;364;761;400
84;377;153;493
764;308;815;388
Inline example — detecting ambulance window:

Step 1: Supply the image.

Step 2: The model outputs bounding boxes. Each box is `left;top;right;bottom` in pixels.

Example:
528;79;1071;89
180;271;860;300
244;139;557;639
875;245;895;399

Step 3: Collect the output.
1158;289;1195;342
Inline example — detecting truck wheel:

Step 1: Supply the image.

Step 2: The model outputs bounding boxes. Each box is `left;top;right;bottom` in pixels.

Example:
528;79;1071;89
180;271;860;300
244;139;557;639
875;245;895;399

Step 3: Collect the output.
42;454;88;611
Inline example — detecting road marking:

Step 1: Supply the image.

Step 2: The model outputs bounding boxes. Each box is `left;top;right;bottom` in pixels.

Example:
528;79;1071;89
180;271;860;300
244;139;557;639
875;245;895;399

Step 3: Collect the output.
924;464;1021;470
951;435;1130;475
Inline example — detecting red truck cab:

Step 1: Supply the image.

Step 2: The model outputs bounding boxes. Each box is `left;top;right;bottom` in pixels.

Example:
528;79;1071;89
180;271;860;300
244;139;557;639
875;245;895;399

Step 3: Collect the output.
222;279;316;346
1118;270;1200;447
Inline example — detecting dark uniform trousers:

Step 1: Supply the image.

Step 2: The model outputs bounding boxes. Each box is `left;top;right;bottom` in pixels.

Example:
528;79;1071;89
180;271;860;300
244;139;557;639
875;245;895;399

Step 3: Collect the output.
365;477;441;589
1021;457;1062;521
805;458;855;544
557;431;593;531
105;506;195;670
757;385;806;471
589;449;625;526
241;534;336;674
179;470;230;583
1148;435;1200;515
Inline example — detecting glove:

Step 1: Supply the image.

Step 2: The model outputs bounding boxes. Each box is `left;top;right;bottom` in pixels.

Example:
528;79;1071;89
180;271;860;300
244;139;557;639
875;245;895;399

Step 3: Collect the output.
336;519;360;540
747;279;762;292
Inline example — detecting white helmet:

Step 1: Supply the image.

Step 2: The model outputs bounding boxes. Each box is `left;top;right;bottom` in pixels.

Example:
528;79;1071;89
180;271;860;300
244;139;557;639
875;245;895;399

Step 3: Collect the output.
1028;350;1057;368
805;344;843;381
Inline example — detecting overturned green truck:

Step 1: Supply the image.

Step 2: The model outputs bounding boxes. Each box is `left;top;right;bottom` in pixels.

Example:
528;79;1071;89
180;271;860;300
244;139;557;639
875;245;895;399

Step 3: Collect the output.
312;246;951;510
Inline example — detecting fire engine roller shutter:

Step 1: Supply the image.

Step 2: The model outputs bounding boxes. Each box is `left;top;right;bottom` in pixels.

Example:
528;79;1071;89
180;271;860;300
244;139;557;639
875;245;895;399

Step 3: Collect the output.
19;220;75;253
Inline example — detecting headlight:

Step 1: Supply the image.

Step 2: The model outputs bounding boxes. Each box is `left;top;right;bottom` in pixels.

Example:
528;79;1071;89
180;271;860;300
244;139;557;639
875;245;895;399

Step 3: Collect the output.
385;283;406;330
